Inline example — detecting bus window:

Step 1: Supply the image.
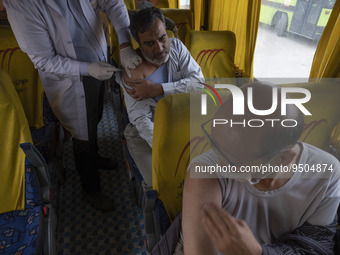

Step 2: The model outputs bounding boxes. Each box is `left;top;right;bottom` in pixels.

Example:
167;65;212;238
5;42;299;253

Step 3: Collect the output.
180;0;190;9
253;0;335;83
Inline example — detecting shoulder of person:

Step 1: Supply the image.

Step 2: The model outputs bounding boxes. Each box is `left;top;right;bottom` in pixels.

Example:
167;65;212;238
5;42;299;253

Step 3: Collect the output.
170;38;189;57
170;37;184;47
300;142;340;179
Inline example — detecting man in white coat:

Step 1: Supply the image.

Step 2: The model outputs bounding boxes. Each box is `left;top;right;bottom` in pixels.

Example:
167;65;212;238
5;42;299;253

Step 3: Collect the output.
4;0;142;211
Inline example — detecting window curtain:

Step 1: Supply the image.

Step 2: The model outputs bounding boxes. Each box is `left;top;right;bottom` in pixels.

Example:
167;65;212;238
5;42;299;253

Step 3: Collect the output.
190;0;205;30
208;0;261;78
189;0;261;78
168;0;179;8
309;0;340;80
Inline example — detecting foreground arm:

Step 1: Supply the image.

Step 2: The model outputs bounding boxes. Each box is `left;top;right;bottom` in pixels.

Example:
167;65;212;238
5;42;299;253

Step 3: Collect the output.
203;164;340;255
182;164;221;255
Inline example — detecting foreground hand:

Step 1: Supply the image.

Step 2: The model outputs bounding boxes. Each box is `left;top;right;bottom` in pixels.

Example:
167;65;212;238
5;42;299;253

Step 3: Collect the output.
125;77;163;101
120;46;142;78
201;203;262;255
88;62;120;81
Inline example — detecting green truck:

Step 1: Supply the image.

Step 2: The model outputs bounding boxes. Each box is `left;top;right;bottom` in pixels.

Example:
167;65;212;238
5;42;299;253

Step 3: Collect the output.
260;0;335;40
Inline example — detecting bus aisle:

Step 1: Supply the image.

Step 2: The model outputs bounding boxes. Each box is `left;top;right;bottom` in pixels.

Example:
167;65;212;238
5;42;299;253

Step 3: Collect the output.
57;91;147;255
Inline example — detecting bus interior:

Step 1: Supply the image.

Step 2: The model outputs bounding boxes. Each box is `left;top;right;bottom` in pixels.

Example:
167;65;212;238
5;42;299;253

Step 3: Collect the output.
0;0;340;254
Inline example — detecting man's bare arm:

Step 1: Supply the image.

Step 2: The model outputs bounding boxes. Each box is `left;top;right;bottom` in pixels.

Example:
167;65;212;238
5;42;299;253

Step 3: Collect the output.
123;57;163;100
182;164;222;255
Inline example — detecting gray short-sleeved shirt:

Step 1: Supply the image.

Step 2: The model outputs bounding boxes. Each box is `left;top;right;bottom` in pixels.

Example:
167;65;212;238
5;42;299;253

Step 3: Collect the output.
189;142;340;245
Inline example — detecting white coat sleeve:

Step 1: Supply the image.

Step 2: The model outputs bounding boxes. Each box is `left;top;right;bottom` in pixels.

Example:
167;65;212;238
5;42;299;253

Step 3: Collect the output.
4;1;84;77
98;0;131;45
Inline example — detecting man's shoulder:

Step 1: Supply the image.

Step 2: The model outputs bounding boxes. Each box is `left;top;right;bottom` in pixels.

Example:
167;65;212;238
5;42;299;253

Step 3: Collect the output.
169;38;190;62
301;142;339;162
300;142;340;178
170;38;186;49
188;150;218;169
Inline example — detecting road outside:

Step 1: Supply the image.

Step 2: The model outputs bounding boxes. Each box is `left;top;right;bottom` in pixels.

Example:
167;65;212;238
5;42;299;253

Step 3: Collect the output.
253;24;318;83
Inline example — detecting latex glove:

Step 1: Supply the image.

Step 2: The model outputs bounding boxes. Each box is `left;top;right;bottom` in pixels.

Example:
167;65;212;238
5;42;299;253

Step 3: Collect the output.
88;62;121;81
120;46;142;78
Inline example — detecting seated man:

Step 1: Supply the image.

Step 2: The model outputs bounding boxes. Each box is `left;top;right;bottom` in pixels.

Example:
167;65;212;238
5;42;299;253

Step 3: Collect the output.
115;7;204;187
182;82;340;254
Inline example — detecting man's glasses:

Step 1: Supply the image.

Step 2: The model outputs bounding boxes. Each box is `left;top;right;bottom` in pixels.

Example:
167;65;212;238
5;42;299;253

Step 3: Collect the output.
201;119;286;167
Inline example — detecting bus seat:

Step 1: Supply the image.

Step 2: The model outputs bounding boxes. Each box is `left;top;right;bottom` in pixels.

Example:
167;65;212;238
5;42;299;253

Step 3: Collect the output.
0;25;44;129
0;24;65;186
330;121;340;156
185;30;237;85
124;0;136;9
152;91;226;223
150;81;340;249
161;8;194;42
0;69;33;214
156;0;170;8
0;69;57;255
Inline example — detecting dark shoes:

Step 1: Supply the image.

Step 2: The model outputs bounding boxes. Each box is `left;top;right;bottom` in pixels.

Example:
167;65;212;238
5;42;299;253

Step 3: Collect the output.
97;156;118;170
82;189;115;212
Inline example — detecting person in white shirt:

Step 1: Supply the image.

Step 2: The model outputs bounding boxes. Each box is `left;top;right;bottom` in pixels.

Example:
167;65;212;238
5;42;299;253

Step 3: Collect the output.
115;7;204;187
182;82;340;255
4;0;142;211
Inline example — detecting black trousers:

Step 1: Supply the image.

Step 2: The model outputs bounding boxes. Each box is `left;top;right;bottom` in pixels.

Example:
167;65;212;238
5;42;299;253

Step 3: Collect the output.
72;76;104;192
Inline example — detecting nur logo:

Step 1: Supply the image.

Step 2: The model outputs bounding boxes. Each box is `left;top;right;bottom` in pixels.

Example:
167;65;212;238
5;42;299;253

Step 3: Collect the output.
199;84;311;117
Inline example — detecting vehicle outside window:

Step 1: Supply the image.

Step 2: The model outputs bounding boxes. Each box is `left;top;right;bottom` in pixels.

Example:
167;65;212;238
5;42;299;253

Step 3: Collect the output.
254;0;335;82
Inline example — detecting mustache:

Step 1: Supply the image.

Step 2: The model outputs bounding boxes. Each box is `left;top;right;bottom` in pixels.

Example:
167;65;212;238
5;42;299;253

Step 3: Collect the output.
154;49;169;57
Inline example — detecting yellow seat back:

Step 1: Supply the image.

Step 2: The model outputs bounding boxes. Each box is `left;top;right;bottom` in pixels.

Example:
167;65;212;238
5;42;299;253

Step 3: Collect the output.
152;91;228;220
0;25;44;129
125;0;136;9
0;69;33;214
161;8;193;42
330;122;340;153
156;0;170;8
152;81;340;221
134;0;170;8
185;30;237;83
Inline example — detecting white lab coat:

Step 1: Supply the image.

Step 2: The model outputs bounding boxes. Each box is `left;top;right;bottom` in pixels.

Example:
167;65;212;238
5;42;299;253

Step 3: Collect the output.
4;0;130;140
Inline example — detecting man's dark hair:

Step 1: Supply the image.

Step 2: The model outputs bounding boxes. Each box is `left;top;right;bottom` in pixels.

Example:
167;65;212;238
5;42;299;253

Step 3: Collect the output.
238;82;305;157
130;7;166;43
261;109;304;156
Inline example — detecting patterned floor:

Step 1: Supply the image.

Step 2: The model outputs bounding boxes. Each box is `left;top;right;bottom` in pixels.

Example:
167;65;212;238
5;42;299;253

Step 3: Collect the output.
56;91;147;255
